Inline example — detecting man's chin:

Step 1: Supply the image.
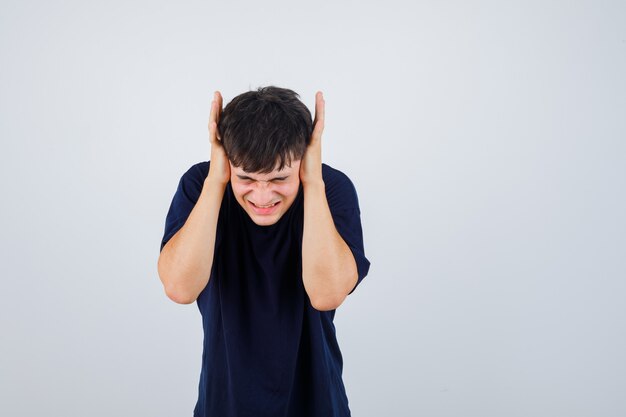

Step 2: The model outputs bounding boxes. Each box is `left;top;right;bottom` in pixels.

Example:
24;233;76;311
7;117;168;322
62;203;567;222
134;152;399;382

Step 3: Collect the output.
248;212;281;226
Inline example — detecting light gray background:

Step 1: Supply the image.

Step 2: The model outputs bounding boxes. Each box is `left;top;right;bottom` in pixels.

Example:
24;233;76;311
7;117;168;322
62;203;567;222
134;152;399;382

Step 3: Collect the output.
1;0;624;416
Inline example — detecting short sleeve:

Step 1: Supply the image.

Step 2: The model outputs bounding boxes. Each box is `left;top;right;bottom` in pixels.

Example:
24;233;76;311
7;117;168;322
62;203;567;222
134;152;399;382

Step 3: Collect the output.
331;207;371;295
160;162;214;252
323;165;371;295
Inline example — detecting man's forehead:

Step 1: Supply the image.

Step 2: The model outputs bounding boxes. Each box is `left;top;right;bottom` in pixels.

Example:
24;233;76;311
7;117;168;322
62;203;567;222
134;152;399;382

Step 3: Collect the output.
232;160;299;176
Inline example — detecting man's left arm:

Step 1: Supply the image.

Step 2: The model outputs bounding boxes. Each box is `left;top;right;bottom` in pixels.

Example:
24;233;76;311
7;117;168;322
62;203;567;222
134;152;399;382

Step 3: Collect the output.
302;180;359;311
299;91;358;311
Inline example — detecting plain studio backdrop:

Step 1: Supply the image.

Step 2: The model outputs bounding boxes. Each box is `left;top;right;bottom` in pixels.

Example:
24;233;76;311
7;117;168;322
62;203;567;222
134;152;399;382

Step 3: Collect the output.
1;0;624;416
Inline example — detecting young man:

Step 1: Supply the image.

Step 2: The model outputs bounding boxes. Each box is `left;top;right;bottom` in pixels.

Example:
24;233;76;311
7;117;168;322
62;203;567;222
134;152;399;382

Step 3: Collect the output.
157;86;371;417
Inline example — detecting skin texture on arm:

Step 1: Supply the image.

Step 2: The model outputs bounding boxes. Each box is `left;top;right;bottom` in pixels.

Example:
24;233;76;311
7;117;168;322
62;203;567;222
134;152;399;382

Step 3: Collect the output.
157;92;230;304
300;92;359;311
158;179;226;304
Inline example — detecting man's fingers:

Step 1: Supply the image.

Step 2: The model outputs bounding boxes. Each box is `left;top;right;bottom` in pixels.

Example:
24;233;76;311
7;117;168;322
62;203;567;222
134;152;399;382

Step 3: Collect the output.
312;91;325;138
209;99;219;144
208;89;224;141
208;99;215;130
216;91;223;121
214;91;223;140
210;121;217;138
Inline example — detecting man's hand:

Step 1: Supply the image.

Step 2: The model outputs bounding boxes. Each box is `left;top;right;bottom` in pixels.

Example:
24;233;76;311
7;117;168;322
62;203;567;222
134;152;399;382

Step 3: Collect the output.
299;91;359;310
299;91;325;186
207;91;230;186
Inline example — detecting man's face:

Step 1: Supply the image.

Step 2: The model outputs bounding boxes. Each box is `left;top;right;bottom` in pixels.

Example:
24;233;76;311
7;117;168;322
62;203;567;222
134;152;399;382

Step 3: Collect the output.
230;159;301;226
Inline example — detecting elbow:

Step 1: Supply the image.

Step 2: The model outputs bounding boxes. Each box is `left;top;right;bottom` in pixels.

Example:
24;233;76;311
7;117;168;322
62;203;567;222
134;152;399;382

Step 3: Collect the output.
164;284;198;304
310;294;344;312
306;270;357;311
158;259;198;305
311;299;339;312
160;267;199;304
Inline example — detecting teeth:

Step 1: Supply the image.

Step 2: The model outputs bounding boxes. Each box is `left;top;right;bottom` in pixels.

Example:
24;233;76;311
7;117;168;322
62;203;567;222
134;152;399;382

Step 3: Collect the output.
254;202;277;208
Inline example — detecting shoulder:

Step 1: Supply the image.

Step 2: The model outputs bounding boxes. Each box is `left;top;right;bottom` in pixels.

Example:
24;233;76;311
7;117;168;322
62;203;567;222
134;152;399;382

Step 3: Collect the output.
178;160;210;187
184;160;210;180
322;162;351;183
170;161;211;201
322;163;362;213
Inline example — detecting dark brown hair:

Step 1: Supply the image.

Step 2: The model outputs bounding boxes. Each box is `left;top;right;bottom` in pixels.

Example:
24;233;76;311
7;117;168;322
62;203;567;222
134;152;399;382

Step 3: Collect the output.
217;86;313;174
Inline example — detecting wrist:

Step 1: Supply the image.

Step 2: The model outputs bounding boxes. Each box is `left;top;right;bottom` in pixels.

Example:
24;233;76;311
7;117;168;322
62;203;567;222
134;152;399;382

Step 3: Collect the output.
302;178;325;192
204;176;229;190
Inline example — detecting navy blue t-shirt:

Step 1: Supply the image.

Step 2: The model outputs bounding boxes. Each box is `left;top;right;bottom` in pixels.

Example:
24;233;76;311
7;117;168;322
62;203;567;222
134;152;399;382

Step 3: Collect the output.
160;161;371;417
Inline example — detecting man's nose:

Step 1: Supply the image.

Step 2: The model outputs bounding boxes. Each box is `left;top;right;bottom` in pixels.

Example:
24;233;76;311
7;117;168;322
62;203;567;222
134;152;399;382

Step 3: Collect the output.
255;180;273;188
253;181;275;198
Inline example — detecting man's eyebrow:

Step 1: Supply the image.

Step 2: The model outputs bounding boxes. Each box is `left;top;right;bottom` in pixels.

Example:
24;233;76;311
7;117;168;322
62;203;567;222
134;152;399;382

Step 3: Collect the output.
236;174;290;181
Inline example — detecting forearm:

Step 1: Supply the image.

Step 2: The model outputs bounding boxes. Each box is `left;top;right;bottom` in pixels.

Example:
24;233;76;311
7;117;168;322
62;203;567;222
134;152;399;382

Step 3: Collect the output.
157;178;226;304
301;180;358;311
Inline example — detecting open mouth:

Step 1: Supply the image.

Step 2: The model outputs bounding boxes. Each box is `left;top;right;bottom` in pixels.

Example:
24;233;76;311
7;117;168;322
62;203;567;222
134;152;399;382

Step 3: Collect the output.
249;200;281;214
251;201;279;208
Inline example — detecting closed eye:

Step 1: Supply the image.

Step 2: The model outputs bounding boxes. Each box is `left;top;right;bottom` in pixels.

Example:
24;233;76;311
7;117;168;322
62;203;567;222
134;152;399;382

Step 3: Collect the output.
237;175;289;182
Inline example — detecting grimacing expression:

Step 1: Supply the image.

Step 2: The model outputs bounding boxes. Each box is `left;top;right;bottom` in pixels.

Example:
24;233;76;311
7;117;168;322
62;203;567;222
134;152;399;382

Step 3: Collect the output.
230;159;301;226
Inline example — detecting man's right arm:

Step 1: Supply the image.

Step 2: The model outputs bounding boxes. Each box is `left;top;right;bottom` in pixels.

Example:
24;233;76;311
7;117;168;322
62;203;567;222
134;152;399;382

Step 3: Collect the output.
157;178;226;304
